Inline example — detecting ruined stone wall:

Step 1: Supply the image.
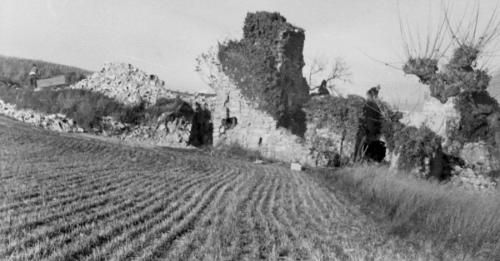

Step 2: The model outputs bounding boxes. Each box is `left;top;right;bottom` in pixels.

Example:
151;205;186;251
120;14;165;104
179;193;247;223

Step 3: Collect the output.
212;72;315;165
304;95;365;166
218;12;309;135
210;12;318;165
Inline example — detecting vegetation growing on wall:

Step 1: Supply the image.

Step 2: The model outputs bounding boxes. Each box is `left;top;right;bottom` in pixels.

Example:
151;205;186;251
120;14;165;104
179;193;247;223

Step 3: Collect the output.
304;95;366;165
304;95;365;131
218;12;308;130
0;83;201;135
454;90;500;144
218;40;283;120
399;3;500;165
392;125;442;172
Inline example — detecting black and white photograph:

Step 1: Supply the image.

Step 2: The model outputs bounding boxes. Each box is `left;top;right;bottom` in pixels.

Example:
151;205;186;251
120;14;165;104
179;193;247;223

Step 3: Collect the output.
1;0;500;260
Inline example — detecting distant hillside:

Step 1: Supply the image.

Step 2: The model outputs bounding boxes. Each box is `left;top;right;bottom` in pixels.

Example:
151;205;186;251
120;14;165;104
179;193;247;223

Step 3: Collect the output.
0;55;91;86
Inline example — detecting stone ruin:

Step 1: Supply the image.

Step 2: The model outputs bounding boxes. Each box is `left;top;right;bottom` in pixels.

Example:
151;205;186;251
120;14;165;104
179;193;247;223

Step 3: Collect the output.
212;12;314;165
0;12;392;167
7;10;495;190
217;11;309;136
207;11;392;167
70;63;214;148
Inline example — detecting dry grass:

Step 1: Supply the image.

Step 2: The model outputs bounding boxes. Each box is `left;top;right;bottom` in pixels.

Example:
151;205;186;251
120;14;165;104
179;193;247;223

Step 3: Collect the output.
312;165;500;260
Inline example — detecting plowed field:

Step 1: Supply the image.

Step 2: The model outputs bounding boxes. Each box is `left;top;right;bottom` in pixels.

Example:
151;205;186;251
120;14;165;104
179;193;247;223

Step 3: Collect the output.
0;116;419;260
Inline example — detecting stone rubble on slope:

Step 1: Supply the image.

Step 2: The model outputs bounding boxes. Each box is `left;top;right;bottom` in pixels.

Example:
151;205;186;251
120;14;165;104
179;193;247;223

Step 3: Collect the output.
0;99;83;133
117;117;193;148
449;166;497;193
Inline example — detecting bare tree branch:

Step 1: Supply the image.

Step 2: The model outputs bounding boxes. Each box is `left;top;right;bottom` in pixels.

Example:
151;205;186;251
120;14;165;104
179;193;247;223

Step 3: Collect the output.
324;58;352;84
306;58;325;86
305;56;352;96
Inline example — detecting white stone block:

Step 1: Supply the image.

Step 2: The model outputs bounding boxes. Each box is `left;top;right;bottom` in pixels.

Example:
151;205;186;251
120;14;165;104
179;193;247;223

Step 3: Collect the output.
290;162;302;171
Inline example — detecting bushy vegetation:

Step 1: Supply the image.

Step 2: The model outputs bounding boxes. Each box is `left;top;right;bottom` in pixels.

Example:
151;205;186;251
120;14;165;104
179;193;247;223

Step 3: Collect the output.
454;90;500;145
304;95;365;163
213;142;265;162
0;84;138;129
218;39;284;122
313;165;500;259
0;83;193;131
392;125;442;171
0;55;90;85
218;12;307;127
304;95;365;131
380;105;405;152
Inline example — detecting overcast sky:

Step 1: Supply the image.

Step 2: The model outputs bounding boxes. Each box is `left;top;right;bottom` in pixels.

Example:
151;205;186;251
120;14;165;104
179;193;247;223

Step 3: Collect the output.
2;0;500;106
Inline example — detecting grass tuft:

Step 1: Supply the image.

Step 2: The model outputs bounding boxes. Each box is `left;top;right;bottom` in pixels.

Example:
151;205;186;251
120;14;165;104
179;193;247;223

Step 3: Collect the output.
212;142;266;162
313;165;500;259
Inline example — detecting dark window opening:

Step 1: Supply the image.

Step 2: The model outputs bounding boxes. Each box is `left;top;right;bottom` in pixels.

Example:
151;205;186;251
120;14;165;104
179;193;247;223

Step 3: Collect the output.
362;140;386;163
188;103;213;147
221;117;238;130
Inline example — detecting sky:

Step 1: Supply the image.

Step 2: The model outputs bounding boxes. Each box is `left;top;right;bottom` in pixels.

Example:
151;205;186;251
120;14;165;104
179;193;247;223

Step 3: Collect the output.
2;0;500;107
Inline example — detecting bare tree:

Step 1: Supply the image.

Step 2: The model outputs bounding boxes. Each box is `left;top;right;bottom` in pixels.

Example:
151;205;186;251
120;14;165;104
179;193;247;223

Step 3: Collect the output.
306;57;325;87
195;45;221;90
305;56;351;95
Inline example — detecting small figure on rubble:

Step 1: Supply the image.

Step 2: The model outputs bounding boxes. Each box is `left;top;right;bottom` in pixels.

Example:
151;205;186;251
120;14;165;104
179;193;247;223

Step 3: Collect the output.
28;64;39;89
366;85;380;100
310;80;330;96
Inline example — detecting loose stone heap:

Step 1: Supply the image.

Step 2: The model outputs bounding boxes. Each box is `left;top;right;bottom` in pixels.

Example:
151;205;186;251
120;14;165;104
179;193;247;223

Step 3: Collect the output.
0;99;83;133
69;63;214;148
71;62;215;108
116;99;198;148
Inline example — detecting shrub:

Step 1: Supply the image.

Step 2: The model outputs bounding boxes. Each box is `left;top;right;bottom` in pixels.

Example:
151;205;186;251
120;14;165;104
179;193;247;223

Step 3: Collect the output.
454;90;499;145
214;142;265;162
304;95;365;131
0;84;146;130
393;125;442;171
380;106;405;152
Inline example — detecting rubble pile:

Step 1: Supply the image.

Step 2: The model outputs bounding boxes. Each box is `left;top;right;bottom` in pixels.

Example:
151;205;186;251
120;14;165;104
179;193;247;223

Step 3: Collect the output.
449;166;497;192
70;62;215;109
68;63;214;148
116;99;197;147
118;119;193;148
0;99;83;133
